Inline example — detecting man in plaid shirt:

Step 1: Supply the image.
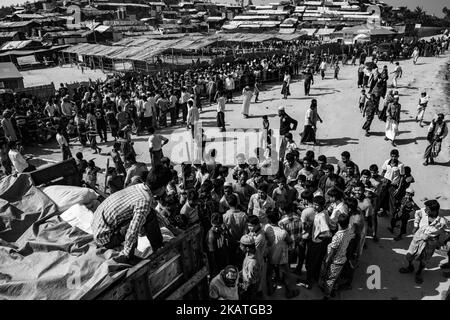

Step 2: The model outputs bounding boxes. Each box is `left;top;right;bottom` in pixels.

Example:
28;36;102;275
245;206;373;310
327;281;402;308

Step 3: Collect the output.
92;165;171;262
278;203;303;274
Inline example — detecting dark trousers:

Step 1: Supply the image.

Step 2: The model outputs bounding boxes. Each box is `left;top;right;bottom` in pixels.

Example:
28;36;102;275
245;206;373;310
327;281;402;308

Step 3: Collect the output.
362;115;374;132
169;108;177;126
241;283;259;300
97;122;107;142
142;117;152;133
295;240;307;273
367;214;378;237
61;145;72;161
388;185;398;216
180;103;188;122
217;111;225;130
305;240;328;283
150;149;163;168
390;211;410;235
226;90;233;101
304;81;311;96
104;210;163;255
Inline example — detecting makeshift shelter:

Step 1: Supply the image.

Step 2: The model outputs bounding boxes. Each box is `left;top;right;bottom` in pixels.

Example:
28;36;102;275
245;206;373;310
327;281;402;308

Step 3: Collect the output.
0;62;24;89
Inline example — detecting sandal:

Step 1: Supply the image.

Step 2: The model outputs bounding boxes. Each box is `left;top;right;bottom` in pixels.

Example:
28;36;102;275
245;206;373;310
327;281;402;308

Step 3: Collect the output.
399;266;414;274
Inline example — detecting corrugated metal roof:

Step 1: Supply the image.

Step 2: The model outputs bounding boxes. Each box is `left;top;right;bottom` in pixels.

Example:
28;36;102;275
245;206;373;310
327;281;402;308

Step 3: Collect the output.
0;62;23;79
0;40;34;50
0;21;37;28
0;31;19;38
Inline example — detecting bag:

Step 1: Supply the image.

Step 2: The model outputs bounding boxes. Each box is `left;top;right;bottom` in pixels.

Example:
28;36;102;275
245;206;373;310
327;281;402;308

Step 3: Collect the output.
42;185;99;212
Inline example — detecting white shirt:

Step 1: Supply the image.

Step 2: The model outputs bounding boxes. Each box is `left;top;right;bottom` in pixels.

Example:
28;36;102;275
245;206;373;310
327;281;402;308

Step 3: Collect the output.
217;96;226;113
179;92;190;104
143;99;153;117
329;201;348;230
148;134;167;151
382;159;404;186
8;149;29;173
225;77;235;90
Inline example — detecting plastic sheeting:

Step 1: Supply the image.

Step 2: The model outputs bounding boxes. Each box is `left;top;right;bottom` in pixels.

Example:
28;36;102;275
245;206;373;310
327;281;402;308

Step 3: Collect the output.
0;174;128;300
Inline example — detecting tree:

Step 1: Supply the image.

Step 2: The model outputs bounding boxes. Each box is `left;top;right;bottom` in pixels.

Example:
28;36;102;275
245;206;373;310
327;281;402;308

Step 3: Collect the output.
414;6;425;23
444;7;450;20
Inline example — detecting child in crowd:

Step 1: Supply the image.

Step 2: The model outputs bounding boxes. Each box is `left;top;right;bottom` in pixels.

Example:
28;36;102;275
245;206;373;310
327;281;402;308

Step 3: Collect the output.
106;167;124;194
358;89;367;113
334;62;340;79
110;142;126;175
75;152;88;182
85;159;101;188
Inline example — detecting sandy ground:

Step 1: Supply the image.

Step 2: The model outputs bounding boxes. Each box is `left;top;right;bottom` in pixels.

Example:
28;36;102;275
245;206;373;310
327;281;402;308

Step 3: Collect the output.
21;65;107;87
25;53;450;300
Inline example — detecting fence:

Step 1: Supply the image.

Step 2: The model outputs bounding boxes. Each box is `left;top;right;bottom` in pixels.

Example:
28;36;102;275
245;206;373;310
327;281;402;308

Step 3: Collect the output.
14;83;56;101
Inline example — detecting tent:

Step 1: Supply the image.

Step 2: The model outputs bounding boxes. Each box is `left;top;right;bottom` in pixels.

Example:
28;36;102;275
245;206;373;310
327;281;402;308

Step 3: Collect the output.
354;33;370;43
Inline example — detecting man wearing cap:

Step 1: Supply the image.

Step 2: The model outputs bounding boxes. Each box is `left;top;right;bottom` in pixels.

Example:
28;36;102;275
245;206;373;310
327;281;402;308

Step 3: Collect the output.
388;188;419;241
209;265;239;300
399;199;449;284
278;106;298;137
240;234;261;300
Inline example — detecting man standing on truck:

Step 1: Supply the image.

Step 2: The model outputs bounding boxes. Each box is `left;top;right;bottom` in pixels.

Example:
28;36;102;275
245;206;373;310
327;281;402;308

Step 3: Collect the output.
92;165;171;263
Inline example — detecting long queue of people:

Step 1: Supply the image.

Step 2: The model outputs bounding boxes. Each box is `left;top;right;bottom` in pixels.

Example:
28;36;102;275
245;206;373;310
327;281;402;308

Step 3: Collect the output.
89;138;450;301
0;35;449;301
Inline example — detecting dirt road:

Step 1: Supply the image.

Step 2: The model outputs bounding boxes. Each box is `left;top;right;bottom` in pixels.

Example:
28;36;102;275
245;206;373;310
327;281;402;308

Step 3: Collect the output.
27;53;450;299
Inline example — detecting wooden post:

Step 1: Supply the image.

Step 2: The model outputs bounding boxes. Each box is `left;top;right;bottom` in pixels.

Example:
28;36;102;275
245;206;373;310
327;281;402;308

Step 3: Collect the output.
104;158;109;194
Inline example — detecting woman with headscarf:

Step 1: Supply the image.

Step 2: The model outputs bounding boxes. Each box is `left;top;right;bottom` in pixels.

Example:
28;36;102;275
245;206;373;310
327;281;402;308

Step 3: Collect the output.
241;86;253;119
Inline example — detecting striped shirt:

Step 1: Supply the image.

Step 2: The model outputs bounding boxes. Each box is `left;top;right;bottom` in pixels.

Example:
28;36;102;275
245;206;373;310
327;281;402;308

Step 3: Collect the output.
92;183;154;256
278;214;302;243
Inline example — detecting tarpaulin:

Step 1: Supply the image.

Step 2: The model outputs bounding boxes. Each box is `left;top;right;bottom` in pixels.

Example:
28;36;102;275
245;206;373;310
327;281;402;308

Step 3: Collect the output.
0;175;128;300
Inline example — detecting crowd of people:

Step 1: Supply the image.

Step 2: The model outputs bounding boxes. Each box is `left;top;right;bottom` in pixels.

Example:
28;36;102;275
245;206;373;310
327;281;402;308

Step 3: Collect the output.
0;34;449;300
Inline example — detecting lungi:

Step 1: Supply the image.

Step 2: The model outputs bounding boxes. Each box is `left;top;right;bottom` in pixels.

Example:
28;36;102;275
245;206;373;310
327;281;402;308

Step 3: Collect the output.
385;119;398;141
301;125;316;144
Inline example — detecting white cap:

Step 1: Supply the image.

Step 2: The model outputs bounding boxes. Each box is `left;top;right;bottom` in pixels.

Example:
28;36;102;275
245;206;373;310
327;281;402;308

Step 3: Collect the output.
278;106;285;111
